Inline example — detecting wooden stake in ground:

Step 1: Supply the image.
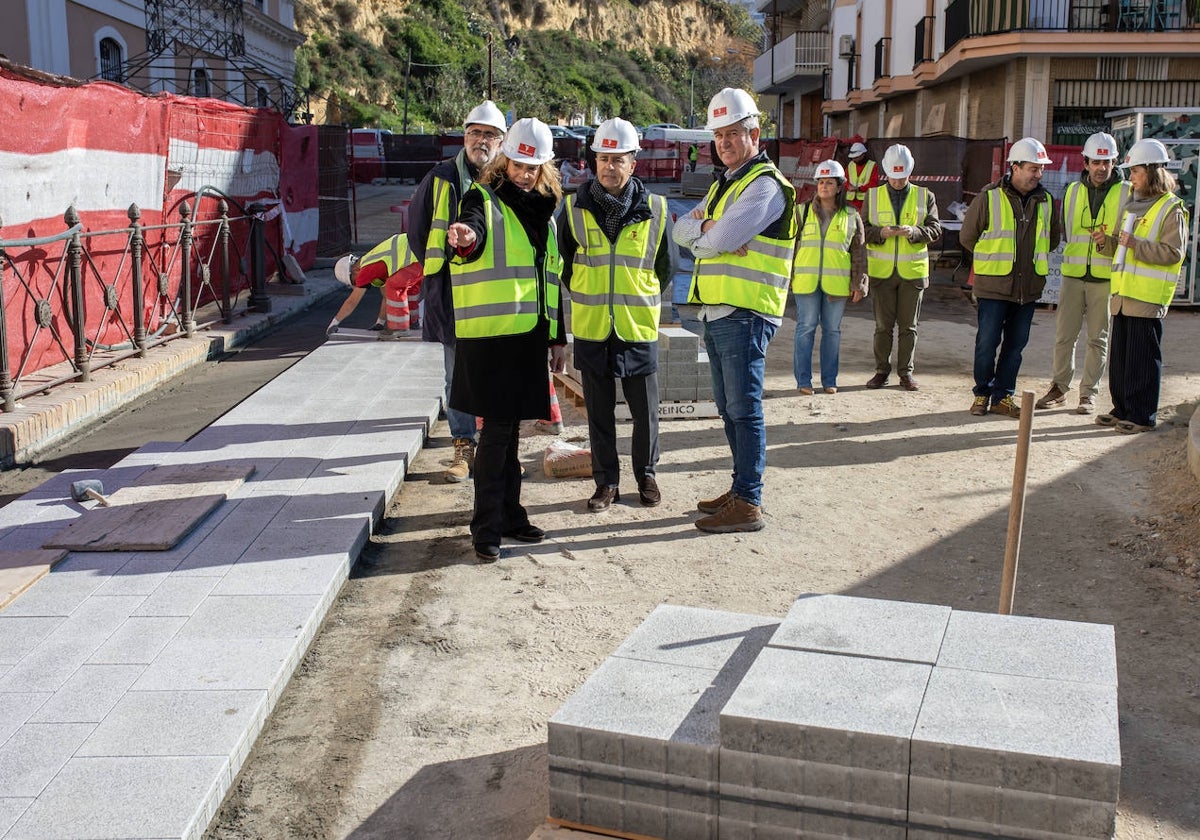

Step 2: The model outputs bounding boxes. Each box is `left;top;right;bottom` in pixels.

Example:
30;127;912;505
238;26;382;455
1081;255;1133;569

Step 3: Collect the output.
999;390;1036;615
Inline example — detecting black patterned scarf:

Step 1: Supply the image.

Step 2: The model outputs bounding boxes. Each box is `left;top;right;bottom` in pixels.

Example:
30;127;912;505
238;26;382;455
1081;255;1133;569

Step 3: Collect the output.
589;177;636;243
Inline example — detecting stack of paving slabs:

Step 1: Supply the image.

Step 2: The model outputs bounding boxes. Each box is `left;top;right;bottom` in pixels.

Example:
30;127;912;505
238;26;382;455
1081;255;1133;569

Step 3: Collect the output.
548;605;779;839
546;596;1120;840
565;327;712;405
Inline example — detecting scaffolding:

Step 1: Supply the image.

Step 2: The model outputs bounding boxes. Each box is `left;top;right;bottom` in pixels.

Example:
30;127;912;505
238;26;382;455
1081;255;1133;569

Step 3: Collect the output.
106;0;308;122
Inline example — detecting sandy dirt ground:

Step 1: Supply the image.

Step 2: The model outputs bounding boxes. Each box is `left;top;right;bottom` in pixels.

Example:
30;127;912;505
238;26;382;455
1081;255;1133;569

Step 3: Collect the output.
206;283;1200;840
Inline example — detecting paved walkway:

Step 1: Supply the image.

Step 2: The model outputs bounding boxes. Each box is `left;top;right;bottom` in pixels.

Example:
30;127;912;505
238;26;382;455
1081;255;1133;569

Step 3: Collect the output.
0;323;445;838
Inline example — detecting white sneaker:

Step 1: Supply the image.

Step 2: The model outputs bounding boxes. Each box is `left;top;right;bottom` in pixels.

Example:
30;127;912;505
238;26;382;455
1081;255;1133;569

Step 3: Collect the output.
1076;396;1095;415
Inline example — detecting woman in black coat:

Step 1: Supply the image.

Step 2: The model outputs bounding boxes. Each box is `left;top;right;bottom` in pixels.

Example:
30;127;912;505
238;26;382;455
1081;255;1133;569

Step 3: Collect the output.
446;118;567;562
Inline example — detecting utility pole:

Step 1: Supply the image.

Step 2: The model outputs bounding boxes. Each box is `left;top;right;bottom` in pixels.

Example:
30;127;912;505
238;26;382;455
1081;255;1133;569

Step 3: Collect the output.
488;34;494;99
402;50;411;135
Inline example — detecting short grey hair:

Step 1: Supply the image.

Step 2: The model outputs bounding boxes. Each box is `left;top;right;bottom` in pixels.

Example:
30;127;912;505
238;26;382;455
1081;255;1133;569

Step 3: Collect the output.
739;115;760;132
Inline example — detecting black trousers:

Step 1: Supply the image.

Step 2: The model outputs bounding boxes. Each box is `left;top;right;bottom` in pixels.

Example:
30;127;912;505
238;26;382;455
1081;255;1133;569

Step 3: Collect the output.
581;368;659;488
1108;311;1163;427
471;418;528;545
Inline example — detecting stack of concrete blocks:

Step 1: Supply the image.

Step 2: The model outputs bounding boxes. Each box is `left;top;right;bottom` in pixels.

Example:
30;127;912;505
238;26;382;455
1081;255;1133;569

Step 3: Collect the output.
719;596;952;838
547;595;1120;840
548;605;779;839
564;328;712;406
907;610;1120;840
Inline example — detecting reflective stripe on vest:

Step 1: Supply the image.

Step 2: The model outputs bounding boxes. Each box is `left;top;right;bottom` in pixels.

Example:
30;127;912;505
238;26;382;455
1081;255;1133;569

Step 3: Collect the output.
565;193;666;342
423;177;453;277
359;234;417;284
687;163;797;317
971;188;1051;276
791;204;853;296
864;185;930;279
449;185;562;339
1061;180;1129;279
847;160;876;202
1110;193;1186;306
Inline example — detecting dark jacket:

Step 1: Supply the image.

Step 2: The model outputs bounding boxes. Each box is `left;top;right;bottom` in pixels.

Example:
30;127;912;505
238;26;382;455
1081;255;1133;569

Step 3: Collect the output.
557;177;677;377
448;179;567;420
960;174;1063;304
410;151;476;345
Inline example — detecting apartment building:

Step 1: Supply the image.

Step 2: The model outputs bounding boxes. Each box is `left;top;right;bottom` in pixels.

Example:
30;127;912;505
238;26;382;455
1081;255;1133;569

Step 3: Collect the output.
2;0;304;115
755;0;1200;143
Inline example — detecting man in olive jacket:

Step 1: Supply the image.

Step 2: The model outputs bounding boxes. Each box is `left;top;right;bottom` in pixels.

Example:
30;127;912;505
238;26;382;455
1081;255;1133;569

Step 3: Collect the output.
961;137;1063;420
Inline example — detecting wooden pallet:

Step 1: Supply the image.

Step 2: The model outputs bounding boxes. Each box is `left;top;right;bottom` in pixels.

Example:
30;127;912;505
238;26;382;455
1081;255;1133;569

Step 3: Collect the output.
528;817;662;840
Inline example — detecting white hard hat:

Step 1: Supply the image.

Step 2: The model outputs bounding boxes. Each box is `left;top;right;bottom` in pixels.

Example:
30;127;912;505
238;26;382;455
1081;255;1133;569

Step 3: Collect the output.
881;144;915;179
1120;138;1170;169
1007;137;1053;165
463;100;507;134
848;142;868;158
334;255;355;286
502;118;554;165
814;159;846;181
592;117;640;154
1082;132;1118;161
706;88;758;131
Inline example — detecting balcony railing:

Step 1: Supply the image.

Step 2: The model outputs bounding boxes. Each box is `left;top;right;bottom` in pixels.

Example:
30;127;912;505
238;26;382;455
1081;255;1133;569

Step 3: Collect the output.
753;30;831;93
874;37;892;82
945;0;1195;51
915;15;936;65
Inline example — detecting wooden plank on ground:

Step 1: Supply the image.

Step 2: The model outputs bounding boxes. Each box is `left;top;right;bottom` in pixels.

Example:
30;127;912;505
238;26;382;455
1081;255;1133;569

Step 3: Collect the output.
43;463;255;552
0;549;69;610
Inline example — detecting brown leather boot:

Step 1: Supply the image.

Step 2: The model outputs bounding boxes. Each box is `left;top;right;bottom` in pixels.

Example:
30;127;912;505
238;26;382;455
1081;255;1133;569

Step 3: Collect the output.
697;489;733;514
695;497;764;533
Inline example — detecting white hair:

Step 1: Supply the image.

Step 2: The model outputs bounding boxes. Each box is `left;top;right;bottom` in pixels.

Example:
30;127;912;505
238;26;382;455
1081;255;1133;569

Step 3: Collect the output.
739;115;760;132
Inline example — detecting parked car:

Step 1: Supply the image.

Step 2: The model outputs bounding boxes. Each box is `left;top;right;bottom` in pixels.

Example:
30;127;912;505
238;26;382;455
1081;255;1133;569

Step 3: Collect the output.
549;125;586;140
645;123;683;130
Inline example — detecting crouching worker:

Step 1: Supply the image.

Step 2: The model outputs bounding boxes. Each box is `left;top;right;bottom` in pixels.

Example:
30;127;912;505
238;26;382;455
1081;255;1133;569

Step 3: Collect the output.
328;234;424;336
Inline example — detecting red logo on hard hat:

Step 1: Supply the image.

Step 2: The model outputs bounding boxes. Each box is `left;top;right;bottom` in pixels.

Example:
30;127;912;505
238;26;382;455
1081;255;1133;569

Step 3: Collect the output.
602;138;617;149
1097;147;1110;156
518;143;536;157
892;165;904;173
714;106;728;117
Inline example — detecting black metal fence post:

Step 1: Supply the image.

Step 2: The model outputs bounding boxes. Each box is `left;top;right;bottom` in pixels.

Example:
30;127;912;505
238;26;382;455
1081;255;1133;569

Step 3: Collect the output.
179;202;195;338
0;215;14;411
65;206;90;382
218;199;232;324
128;204;148;357
247;202;271;314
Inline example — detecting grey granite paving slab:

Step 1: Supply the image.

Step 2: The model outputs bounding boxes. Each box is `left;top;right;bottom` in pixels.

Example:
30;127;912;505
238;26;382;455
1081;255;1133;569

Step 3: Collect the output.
0;694;50;747
0;722;94;797
0;617;64;665
936;610;1118;685
130;637;295;695
0;572;108;618
771;594;951;664
911;667;1121;801
132;576;221;616
168;496;288;577
174;595;323;640
907;775;1117;837
5;755;228;840
0;798;32;836
27;665;145;724
719;748;908;812
86;617;188;665
208;550;352;598
609;604;779;672
77;689;268;758
719;647;931;771
0;597;146;692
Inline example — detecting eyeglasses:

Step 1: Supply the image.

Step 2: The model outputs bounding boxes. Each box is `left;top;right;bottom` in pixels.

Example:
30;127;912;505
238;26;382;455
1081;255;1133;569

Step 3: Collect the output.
466;129;503;141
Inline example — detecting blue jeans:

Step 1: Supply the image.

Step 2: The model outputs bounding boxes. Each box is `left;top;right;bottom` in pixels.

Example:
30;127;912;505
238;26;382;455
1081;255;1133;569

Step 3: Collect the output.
703;309;777;507
443;342;477;440
973;299;1036;402
793;291;847;389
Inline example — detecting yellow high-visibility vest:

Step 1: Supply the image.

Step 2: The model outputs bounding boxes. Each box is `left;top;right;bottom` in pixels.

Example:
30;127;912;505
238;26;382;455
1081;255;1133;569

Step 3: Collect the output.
1061;179;1129;279
1110;193;1187;306
847;159;876;203
565;193;667;342
688;162;797;317
864;185;930;280
358;234;417;286
791;204;854;296
449;184;562;339
971;188;1051;276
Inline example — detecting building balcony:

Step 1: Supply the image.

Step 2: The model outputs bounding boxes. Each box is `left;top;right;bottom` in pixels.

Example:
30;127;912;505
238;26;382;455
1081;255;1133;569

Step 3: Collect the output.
945;0;1197;50
753;30;831;95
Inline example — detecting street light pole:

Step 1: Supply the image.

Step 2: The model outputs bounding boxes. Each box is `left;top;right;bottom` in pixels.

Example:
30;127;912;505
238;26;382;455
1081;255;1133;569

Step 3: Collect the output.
689;70;695;128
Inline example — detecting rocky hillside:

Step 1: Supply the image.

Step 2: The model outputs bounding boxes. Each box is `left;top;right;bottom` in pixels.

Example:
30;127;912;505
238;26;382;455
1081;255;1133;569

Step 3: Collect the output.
294;0;759;128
